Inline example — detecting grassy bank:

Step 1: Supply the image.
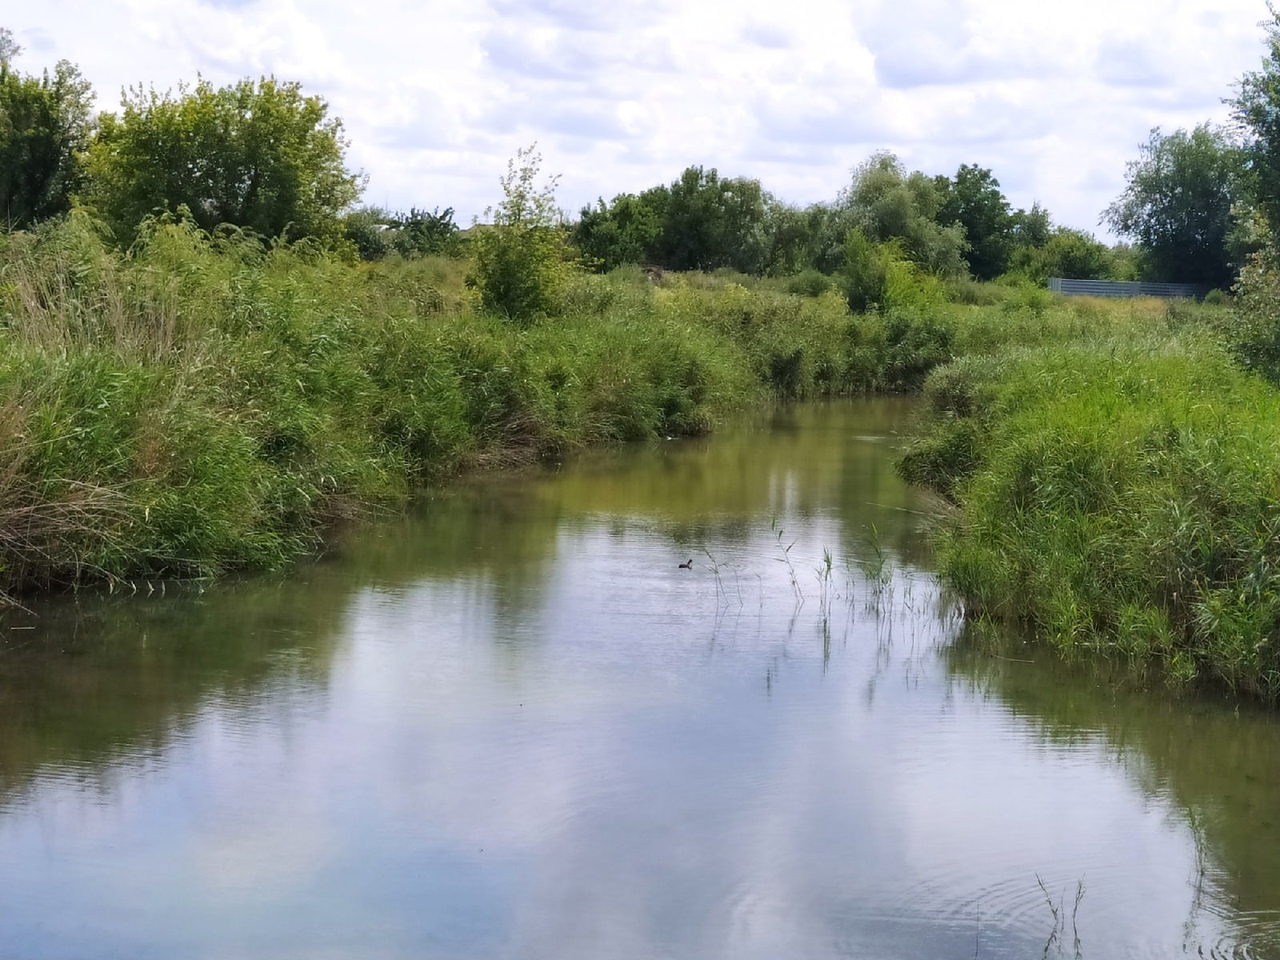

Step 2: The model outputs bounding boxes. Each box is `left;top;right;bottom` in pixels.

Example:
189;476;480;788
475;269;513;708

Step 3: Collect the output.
0;215;961;598
900;317;1280;700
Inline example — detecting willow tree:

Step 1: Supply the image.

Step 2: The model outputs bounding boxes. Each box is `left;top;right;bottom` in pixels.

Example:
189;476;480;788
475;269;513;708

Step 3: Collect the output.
84;76;362;245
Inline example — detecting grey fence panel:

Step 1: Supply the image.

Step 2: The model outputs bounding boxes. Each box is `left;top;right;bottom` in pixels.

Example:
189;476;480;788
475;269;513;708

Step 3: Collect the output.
1048;278;1211;299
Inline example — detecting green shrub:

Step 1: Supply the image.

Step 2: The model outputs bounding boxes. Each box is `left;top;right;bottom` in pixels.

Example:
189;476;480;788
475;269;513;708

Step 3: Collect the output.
839;229;891;312
466;146;579;324
0;215;910;594
902;338;1280;699
785;268;832;297
1225;251;1280;382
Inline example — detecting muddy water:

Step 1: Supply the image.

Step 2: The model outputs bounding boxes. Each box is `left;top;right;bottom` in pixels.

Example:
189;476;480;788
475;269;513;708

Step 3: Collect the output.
0;399;1276;959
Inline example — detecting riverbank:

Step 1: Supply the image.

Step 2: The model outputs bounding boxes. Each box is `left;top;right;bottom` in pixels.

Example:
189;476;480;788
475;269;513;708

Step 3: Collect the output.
900;296;1280;700
0;215;960;598
14;214;1277;703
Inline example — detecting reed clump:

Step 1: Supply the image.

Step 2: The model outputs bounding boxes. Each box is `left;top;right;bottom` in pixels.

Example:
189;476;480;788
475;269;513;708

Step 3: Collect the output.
900;333;1280;699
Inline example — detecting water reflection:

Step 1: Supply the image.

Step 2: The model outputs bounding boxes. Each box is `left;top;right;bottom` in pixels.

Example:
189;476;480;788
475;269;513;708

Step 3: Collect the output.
947;630;1280;959
0;399;1275;959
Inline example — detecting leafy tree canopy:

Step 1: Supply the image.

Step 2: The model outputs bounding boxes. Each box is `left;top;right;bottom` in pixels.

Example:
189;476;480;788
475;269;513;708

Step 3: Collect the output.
1233;7;1280;245
0;26;20;69
934;164;1014;281
1103;124;1243;287
84;76;362;245
393;206;459;258
838;152;967;277
574;192;663;271
1008;227;1116;283
0;28;92;230
1011;201;1052;249
651;166;771;274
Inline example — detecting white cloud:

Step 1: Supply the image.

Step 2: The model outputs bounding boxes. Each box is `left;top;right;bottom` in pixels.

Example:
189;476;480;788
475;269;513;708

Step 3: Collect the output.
5;0;1273;233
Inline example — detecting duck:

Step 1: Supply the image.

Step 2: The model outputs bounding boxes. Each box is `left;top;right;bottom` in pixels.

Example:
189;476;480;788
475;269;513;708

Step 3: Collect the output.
679;558;694;569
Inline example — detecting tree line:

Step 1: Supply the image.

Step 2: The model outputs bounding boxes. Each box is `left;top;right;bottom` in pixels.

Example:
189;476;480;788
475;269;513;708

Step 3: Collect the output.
6;18;1280;296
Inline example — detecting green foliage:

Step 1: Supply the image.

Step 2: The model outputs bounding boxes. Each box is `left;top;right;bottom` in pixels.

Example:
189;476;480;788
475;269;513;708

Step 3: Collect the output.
342;206;460;262
1007;227;1116;283
1227;249;1280;381
838;152;968;277
1011;202;1052;249
839;229;948;314
942;276;1009;306
0;39;92;230
467;145;577;323
1103;125;1244;287
392;206;459;258
883;258;947;311
0;27;18;69
1108;242;1145;281
935;164;1014;280
840;229;891;312
901;336;1280;699
761;201;824;276
1233;9;1280;246
650;166;771;274
83;76;362;246
785;268;832;297
573;177;845;280
341;206;394;260
874;307;955;392
0;210;978;594
573;192;662;271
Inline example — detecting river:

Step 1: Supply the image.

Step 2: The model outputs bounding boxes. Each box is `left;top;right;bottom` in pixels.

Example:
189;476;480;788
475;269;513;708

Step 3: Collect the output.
0;398;1276;959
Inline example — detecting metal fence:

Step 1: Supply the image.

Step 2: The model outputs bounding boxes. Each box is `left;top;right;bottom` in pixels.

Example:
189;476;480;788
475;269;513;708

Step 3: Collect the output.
1047;278;1212;300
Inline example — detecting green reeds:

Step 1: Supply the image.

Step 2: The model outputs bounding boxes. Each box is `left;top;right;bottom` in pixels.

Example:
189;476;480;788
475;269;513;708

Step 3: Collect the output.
0;216;967;596
901;334;1280;700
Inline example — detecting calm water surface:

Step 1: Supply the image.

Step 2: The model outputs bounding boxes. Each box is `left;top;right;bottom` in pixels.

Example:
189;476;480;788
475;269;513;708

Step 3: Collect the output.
0;399;1278;959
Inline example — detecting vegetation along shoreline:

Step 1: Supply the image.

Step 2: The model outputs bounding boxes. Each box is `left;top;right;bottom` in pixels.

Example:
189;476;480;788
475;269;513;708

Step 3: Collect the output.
7;15;1280;700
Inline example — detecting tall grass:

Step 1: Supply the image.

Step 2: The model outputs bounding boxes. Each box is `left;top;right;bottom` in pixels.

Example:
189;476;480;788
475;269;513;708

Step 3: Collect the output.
0;216;964;596
900;332;1280;699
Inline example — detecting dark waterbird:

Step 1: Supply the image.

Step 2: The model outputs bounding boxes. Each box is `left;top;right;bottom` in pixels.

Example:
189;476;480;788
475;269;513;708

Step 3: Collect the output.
679;558;693;569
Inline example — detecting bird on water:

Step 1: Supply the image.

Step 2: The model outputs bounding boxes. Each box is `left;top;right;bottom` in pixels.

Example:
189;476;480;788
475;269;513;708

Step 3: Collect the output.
679;558;693;569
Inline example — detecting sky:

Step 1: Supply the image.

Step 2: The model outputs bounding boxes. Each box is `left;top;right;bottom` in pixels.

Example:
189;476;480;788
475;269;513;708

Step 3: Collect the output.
4;0;1274;236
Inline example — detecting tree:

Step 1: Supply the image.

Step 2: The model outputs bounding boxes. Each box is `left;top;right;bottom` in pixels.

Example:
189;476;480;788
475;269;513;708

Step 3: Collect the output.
840;228;891;312
393;206;459;258
1102;125;1243;287
838;153;967;277
0;30;93;230
83;76;362;245
935;164;1014;280
341;205;394;260
1011;201;1052;249
1234;8;1280;244
0;27;20;69
650;166;770;274
1008;227;1116;283
573;192;662;271
468;145;576;323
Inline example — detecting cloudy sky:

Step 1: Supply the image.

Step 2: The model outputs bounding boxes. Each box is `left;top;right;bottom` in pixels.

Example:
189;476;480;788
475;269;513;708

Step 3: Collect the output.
6;0;1273;235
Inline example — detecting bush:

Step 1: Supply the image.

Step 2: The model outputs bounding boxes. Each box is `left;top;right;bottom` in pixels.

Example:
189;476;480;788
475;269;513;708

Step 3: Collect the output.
466;146;578;324
1224;250;1280;382
840;229;891;312
901;338;1280;699
785;268;833;297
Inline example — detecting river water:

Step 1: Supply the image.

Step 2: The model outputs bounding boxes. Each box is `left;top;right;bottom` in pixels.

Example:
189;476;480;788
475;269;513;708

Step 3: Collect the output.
0;399;1277;960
